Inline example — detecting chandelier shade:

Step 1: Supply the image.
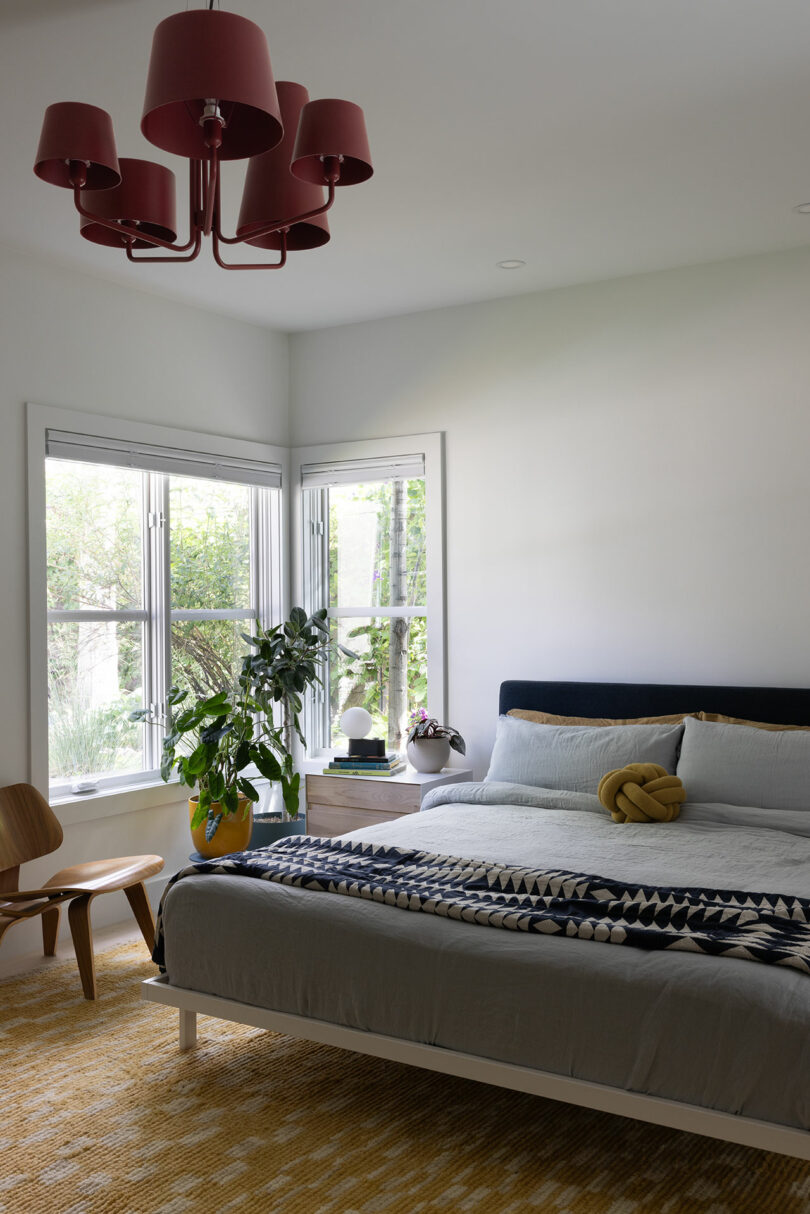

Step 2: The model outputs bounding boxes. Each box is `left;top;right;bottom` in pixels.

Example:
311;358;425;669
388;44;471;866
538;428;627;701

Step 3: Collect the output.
237;81;330;252
34;102;120;190
291;99;373;186
141;9;282;161
79;159;177;249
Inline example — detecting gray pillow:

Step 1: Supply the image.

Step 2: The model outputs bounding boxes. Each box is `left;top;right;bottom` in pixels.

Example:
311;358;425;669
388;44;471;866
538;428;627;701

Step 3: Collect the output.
676;716;810;811
485;716;684;795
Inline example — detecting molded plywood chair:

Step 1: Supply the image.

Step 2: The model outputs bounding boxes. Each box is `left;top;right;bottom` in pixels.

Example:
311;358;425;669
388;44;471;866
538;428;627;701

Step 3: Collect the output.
0;783;164;999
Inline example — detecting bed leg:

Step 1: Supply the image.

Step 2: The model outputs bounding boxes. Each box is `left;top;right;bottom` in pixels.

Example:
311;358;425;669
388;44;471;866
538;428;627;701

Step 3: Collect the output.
179;1009;197;1051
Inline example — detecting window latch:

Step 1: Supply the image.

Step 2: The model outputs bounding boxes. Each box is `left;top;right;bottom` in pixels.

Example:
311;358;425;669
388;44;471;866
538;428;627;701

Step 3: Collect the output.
147;511;166;529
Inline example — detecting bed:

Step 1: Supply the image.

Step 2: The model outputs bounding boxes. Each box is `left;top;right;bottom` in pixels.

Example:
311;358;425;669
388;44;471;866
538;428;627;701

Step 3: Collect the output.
143;679;810;1161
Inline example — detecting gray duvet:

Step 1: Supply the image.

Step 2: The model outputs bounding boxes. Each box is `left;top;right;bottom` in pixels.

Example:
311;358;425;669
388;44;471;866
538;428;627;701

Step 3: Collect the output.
161;782;810;1130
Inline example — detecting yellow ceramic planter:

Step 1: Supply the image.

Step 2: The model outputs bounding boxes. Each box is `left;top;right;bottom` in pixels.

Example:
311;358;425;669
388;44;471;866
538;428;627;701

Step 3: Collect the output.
189;796;253;859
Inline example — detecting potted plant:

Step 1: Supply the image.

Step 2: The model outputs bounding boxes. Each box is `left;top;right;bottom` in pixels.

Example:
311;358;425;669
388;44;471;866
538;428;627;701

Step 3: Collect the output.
407;709;466;773
131;606;354;854
131;682;289;860
241;606;355;845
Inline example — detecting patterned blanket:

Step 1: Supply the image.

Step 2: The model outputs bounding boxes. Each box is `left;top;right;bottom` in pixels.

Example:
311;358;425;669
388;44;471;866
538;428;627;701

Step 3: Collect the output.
152;835;810;974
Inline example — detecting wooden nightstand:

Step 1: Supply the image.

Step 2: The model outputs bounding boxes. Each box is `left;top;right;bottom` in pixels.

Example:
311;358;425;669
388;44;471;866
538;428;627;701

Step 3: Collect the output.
303;762;474;837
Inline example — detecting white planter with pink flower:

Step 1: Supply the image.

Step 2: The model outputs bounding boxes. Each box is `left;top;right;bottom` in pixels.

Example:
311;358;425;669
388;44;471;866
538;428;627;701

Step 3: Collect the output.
406;710;466;773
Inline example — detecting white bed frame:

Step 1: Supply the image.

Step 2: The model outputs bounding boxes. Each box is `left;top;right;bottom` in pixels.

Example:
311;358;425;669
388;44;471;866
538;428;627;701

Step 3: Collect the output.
143;678;810;1164
141;974;810;1161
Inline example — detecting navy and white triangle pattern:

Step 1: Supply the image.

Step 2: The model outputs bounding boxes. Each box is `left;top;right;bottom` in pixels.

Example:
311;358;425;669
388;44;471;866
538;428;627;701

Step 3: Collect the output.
153;835;810;974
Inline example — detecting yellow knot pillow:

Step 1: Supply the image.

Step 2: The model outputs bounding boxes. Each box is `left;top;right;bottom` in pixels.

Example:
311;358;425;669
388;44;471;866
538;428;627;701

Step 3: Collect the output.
597;763;686;824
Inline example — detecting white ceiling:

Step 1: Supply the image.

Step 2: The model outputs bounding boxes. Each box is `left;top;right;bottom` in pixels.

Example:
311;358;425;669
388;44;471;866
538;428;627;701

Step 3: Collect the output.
3;0;810;331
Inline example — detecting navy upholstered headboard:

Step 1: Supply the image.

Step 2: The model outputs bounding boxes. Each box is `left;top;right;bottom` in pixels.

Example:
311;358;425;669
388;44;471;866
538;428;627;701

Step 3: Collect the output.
498;680;810;727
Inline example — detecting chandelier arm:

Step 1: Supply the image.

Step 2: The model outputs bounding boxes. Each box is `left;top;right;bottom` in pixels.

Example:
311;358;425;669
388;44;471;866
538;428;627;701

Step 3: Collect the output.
190;157;204;237
125;230;203;264
216;177;337;245
202;149;219;237
211;226;287;270
71;161;201;253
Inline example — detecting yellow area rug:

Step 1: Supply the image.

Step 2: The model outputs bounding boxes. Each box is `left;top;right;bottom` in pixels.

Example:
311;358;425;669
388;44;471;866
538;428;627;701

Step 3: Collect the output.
1;941;809;1214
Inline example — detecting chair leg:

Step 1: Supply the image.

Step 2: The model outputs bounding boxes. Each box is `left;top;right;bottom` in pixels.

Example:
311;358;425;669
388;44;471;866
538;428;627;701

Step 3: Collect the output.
68;894;96;1000
42;905;60;956
124;881;156;952
0;915;18;946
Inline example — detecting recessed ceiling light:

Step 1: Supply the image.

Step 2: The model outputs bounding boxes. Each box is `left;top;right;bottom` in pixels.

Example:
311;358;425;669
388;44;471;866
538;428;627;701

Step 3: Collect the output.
793;203;810;214
496;259;526;269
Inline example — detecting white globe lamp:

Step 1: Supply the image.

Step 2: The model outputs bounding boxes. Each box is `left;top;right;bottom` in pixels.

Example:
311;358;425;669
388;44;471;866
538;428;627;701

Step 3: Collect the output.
340;707;373;739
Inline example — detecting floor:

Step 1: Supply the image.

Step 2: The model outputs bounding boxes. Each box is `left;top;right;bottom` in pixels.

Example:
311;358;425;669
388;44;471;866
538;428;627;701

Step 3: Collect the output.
0;920;140;982
4;938;804;1214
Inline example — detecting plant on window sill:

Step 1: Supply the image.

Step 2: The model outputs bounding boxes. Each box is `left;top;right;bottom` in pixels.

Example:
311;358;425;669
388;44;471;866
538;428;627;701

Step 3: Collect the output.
130;606;354;842
130;682;288;844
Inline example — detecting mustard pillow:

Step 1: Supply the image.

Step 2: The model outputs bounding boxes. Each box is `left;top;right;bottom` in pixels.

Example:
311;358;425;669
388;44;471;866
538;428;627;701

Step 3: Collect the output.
509;709;693;727
698;712;810;732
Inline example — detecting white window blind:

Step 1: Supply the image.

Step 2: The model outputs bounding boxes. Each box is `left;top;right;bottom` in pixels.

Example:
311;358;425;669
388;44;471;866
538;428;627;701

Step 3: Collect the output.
300;453;425;488
46;429;282;489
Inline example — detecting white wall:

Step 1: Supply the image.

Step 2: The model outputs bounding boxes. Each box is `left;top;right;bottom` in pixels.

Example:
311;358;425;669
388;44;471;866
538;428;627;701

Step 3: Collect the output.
289;246;810;778
0;243;289;959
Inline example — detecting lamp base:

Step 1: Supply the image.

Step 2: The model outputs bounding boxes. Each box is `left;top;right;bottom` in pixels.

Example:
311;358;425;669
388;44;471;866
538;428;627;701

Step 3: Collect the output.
348;737;385;758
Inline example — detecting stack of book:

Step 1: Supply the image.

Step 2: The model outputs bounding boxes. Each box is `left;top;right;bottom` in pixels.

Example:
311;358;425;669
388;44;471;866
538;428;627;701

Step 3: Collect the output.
323;753;405;777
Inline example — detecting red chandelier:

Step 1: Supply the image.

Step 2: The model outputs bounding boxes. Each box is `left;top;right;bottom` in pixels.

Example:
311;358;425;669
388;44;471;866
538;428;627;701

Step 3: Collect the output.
33;4;372;270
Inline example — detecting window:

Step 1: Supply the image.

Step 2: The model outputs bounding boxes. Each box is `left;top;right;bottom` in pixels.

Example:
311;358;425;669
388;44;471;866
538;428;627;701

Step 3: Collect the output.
296;436;444;755
30;408;284;800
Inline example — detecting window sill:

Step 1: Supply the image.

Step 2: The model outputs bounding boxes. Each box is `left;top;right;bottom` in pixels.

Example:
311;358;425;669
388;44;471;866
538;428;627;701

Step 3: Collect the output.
51;778;188;826
50;771;275;826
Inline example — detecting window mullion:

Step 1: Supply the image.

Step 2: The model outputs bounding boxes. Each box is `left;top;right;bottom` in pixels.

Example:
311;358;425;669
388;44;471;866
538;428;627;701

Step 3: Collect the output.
47;608;149;623
250;485;262;630
302;487;329;752
141;474;153;772
144;473;170;767
252;485;282;632
170;609;256;621
327;606;427;619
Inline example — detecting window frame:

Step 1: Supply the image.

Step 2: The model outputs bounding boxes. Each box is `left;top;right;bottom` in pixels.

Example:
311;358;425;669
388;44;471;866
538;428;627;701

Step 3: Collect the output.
291;432;446;757
27;403;289;810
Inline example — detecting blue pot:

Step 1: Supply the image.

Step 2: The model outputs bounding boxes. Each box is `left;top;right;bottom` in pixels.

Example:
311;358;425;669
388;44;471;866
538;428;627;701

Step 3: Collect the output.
250;815;307;848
